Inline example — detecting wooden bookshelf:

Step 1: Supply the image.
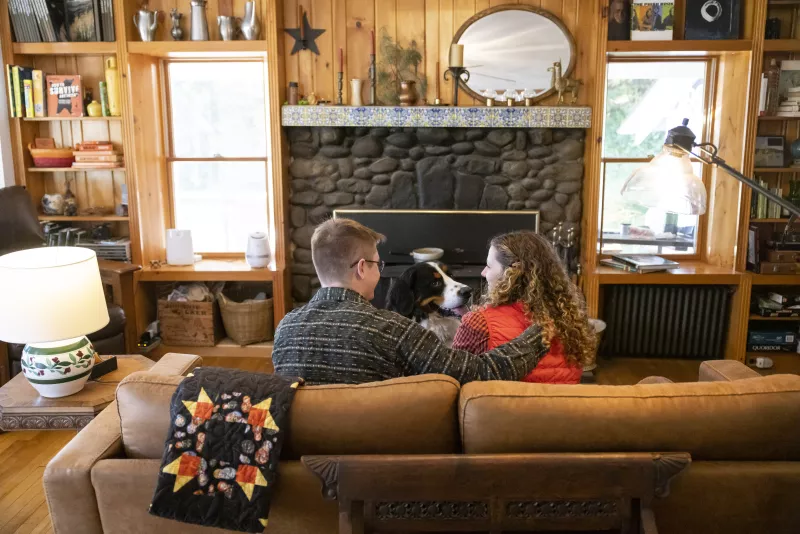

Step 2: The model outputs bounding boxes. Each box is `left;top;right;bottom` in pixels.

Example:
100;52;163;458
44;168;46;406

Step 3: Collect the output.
12;42;117;56
126;40;267;58
754;167;800;172
21;116;123;122
763;39;800;52
28;167;126;173
749;314;800;321
607;40;752;54
594;261;741;285
148;338;274;360
750;218;791;223
38;215;129;222
759;116;800;121
751;274;800;285
139;259;276;282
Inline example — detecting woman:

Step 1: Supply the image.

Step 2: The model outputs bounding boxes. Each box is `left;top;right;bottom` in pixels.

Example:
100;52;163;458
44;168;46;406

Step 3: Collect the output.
452;231;595;384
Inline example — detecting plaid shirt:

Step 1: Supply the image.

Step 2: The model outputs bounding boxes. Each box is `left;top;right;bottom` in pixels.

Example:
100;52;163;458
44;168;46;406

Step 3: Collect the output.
451;310;490;354
272;287;547;385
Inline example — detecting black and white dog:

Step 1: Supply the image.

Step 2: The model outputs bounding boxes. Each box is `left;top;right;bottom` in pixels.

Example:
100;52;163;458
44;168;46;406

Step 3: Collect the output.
386;261;472;344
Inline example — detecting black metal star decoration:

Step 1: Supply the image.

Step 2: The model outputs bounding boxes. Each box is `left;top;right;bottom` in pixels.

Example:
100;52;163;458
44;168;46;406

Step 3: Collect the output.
285;11;325;55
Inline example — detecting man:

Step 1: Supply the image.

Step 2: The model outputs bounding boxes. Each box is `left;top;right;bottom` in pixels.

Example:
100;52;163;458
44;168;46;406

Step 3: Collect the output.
272;218;548;385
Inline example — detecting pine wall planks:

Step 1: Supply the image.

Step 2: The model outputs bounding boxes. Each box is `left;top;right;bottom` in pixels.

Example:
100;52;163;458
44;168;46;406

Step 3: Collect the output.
281;0;598;107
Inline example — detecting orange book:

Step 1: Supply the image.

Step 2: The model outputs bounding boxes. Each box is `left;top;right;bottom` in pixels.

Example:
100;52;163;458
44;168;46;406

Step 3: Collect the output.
74;155;122;162
46;75;83;117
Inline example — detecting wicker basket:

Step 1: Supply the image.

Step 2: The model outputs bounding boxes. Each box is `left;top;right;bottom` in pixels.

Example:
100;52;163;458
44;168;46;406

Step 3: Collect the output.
217;292;274;346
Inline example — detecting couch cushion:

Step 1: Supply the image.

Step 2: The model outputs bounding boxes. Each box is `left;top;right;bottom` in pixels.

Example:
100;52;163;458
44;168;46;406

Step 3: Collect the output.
117;371;460;460
460;375;800;460
283;374;461;458
91;459;337;534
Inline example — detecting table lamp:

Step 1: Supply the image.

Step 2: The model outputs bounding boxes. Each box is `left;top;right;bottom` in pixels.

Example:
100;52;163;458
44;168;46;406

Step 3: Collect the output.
0;247;109;398
622;119;800;223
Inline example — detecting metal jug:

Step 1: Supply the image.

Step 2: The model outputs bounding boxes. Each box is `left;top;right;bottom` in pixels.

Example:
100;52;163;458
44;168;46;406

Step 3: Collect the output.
133;9;159;41
240;1;260;40
217;16;237;41
190;0;209;41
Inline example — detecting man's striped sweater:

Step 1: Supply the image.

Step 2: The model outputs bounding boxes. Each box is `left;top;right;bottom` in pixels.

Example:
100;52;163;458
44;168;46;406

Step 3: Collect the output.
272;287;548;385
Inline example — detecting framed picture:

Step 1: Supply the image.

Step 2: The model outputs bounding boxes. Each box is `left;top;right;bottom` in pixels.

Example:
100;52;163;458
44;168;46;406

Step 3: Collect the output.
608;0;631;41
685;0;741;40
631;1;674;41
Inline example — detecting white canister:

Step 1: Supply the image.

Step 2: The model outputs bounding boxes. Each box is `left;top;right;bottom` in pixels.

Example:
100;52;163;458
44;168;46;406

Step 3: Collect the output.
166;229;194;265
246;232;271;269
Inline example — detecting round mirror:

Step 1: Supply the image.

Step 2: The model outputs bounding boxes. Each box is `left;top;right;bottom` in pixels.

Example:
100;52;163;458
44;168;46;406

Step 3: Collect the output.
453;6;575;103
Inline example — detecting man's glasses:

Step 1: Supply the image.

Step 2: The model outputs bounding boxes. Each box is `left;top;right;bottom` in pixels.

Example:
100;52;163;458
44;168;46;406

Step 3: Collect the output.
350;259;385;273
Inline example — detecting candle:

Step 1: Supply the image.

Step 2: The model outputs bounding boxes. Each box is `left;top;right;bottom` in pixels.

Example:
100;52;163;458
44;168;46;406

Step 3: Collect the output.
449;44;463;67
299;6;304;41
371;30;375;55
339;47;343;72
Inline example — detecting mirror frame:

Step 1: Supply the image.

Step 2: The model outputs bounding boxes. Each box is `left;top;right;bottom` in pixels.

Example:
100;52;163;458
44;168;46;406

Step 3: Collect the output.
451;4;577;105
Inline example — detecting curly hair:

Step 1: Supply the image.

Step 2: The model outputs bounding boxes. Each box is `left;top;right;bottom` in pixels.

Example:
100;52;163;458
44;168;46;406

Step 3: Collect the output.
481;231;596;367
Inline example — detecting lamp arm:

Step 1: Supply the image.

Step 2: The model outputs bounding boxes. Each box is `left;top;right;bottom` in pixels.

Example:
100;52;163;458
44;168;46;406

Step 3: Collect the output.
678;144;800;219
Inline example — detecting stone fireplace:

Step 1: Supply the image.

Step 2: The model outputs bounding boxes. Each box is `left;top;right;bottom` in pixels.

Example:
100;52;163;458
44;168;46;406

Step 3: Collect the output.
285;113;588;303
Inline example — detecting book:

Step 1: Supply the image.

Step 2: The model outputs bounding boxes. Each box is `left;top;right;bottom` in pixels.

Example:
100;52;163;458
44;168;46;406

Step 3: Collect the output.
11;67;22;118
32;70;45;117
6;66;16;118
759;75;767;115
100;0;114;41
46;74;83;117
611;254;679;269
23;79;34;118
72;162;122;168
74;155;122;162
65;0;99;42
600;259;641;273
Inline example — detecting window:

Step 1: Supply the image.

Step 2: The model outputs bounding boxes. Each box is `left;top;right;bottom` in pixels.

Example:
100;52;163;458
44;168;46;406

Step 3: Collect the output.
165;61;269;253
599;60;712;255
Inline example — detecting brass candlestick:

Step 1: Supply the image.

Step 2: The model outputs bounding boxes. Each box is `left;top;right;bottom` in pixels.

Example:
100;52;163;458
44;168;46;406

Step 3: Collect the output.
336;71;343;105
443;66;470;107
368;54;376;105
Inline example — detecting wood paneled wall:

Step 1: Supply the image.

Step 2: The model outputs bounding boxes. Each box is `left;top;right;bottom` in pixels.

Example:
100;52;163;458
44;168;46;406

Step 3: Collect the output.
283;0;599;107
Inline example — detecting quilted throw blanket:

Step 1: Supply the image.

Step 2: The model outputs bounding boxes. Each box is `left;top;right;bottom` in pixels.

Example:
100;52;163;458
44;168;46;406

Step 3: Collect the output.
149;367;302;532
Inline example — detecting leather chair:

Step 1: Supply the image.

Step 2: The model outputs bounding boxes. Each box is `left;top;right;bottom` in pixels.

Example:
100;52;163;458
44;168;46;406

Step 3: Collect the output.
0;186;139;380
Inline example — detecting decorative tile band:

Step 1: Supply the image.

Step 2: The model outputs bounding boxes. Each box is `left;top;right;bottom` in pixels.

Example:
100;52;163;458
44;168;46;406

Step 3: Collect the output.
281;105;592;129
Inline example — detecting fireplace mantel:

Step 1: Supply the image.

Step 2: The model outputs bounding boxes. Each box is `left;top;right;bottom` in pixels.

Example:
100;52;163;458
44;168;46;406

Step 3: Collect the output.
281;105;591;129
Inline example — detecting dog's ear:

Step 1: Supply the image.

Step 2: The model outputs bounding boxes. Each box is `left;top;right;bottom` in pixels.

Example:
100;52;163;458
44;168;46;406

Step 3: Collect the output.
386;268;417;317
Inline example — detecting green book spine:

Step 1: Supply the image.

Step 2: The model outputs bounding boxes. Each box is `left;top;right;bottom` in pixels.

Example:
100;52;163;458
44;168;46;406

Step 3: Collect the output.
23;79;33;118
99;81;110;117
11;66;22;119
6;65;16;118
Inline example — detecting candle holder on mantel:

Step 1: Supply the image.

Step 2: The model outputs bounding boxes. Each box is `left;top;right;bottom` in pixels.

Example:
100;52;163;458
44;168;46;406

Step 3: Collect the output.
336;72;344;105
443;66;470;107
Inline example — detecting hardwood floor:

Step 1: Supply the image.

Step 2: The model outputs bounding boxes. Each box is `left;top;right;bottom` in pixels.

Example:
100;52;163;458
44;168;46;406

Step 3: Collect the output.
0;430;74;534
0;355;796;534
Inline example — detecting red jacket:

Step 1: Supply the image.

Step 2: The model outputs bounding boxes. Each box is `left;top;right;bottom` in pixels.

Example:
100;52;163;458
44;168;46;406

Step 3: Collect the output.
482;302;582;384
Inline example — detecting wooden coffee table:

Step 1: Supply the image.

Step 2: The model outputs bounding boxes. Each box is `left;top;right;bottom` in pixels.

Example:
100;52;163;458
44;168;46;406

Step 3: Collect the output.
0;354;154;431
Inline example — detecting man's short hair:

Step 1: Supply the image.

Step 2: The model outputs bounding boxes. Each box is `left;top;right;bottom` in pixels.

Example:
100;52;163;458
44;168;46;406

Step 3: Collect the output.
311;218;386;284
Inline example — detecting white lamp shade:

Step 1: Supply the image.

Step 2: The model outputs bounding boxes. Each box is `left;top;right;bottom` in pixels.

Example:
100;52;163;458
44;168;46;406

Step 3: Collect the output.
0;247;109;344
621;149;708;216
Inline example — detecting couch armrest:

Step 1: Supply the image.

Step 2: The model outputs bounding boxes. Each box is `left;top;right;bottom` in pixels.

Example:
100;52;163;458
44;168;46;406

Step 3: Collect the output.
44;402;124;534
699;360;761;382
150;352;202;376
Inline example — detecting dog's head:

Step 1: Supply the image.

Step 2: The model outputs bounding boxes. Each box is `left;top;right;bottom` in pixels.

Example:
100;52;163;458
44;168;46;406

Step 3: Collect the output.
386;261;472;319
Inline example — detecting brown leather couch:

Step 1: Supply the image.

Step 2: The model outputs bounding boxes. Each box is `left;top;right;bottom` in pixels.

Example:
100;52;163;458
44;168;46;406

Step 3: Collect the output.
44;356;800;534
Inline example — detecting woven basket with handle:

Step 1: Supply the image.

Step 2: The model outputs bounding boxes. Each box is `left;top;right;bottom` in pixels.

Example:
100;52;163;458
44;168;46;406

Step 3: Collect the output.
217;292;274;346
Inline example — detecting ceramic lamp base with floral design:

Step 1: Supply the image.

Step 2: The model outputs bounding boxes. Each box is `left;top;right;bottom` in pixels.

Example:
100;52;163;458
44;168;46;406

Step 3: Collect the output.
20;336;97;398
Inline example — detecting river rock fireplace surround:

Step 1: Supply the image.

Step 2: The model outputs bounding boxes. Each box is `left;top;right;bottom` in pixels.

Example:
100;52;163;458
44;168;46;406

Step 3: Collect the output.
281;105;592;303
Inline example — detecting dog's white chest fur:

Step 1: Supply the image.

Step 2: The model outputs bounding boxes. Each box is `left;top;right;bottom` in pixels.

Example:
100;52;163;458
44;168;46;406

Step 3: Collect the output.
420;314;461;346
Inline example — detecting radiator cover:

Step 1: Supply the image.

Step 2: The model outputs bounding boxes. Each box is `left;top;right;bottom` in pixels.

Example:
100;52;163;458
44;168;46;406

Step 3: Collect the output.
600;285;733;359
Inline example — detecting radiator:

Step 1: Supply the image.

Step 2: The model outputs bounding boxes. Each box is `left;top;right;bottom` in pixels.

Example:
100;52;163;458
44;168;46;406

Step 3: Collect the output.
600;285;733;359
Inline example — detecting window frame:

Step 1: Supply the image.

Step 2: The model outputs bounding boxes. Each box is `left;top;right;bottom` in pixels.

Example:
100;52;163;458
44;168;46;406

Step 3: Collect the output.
597;56;718;260
161;58;271;257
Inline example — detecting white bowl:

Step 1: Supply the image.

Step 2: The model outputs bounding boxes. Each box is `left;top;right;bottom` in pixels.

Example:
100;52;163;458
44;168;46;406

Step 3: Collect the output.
411;248;444;263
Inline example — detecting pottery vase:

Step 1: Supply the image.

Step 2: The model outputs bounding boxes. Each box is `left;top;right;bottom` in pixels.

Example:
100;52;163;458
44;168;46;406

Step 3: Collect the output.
21;337;96;398
241;1;260;40
350;79;364;106
398;80;418;106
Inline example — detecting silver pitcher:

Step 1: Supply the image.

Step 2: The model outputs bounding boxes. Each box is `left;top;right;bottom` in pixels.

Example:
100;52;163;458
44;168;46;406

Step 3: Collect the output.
217;16;237;41
240;1;260;40
190;0;209;41
133;9;159;42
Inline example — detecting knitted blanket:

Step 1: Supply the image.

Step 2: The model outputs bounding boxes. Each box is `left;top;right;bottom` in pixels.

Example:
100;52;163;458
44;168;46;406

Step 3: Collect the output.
149;367;301;532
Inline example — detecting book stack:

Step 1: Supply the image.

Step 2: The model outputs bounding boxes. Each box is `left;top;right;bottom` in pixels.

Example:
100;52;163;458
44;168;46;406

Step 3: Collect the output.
747;328;798;353
8;0;115;43
73;142;123;169
755;291;800;318
5;66;47;118
777;90;800;117
600;254;680;274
